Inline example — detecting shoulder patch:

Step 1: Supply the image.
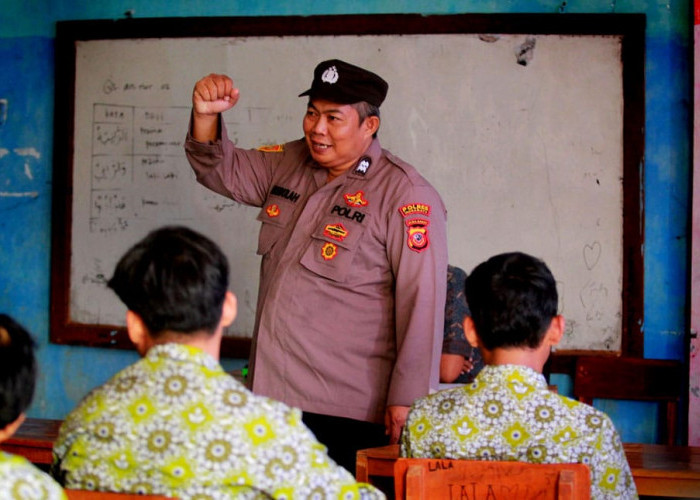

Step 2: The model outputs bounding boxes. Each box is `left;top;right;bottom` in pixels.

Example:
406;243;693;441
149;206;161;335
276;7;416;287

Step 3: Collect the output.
257;144;285;153
405;218;430;253
399;203;432;217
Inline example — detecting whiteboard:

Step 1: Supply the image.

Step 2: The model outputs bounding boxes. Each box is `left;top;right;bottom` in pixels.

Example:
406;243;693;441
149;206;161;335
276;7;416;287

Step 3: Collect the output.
50;15;645;355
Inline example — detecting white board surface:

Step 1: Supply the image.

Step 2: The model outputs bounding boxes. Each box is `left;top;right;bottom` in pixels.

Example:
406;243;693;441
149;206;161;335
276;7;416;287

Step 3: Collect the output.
69;33;624;351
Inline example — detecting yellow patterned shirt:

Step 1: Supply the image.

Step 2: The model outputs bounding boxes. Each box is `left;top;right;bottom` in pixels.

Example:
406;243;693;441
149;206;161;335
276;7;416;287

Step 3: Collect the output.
401;364;638;500
0;450;66;500
52;343;383;499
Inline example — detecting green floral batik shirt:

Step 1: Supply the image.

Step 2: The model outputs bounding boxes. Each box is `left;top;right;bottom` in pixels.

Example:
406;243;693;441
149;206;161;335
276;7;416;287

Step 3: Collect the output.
0;450;66;500
52;343;383;500
401;364;638;500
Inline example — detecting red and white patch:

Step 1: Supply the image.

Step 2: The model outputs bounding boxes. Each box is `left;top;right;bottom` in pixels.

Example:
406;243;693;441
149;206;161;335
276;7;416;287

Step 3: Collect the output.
344;191;369;208
266;204;280;217
405;218;429;253
323;223;348;242
321;242;338;261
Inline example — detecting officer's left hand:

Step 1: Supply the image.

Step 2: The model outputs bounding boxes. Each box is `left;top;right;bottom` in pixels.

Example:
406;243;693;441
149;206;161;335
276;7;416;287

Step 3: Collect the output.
385;405;410;444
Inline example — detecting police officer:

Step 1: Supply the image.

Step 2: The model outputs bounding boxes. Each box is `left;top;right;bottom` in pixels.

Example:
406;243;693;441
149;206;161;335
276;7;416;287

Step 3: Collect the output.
185;59;447;472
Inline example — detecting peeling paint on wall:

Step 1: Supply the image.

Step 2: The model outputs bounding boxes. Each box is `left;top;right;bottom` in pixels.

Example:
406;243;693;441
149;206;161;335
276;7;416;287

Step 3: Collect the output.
14;147;40;159
0;99;6;126
0;191;38;197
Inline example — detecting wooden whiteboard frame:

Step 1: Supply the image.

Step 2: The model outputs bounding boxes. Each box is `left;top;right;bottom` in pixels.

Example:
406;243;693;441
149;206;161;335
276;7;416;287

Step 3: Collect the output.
50;14;645;359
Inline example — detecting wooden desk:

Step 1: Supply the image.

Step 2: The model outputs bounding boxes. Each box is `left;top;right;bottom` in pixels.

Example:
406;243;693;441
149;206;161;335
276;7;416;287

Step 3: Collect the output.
6;419;700;497
625;442;700;498
0;418;62;465
357;443;700;498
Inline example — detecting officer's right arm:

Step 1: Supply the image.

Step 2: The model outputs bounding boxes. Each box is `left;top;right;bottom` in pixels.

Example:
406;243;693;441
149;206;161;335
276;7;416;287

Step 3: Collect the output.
191;73;240;143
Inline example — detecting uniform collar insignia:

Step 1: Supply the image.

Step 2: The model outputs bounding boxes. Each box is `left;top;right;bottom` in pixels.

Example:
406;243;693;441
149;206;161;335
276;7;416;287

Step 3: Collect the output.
353;156;372;176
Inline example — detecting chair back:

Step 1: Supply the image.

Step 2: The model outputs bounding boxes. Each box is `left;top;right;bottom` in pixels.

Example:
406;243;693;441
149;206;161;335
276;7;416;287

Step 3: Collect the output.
65;490;175;499
574;355;683;445
394;458;590;500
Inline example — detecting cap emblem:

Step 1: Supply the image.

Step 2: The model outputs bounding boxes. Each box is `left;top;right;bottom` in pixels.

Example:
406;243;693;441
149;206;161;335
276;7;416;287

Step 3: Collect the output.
321;65;339;84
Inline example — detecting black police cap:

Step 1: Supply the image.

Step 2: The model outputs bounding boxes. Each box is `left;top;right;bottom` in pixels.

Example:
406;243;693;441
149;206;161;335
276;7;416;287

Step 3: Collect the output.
299;59;388;107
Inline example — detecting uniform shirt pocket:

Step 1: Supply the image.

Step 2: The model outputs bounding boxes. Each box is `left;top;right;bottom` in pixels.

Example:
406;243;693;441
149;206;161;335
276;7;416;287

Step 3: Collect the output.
299;214;369;282
256;198;297;256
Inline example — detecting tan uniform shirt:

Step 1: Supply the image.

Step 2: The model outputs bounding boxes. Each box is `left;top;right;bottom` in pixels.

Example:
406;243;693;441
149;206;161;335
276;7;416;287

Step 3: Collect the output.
185;124;447;423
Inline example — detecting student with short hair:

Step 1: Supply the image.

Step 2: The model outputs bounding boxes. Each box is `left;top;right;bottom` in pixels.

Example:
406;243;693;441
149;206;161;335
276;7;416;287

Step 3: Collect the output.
401;252;638;499
0;314;66;500
52;226;383;499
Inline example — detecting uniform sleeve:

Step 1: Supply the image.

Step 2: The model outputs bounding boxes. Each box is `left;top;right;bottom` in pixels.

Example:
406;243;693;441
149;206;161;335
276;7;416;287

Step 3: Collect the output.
385;184;448;407
184;114;276;208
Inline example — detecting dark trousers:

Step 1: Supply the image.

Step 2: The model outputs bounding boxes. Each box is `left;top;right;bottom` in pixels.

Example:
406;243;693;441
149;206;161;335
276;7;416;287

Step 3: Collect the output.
302;411;390;474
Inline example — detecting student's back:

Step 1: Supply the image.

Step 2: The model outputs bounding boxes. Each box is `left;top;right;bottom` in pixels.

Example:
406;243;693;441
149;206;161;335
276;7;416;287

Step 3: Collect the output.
53;342;373;498
401;252;637;500
51;226;383;499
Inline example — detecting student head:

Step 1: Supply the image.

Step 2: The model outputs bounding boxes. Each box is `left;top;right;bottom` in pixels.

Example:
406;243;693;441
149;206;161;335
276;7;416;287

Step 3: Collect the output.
107;226;237;356
463;252;563;369
0;314;37;441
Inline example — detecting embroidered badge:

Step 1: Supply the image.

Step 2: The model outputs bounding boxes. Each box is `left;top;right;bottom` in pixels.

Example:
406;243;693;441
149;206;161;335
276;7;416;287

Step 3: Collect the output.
353;156;371;176
321;65;339;84
271;185;300;203
266;204;280;218
321;242;338;260
257;144;285;153
331;205;365;223
399;203;431;218
323;223;348;242
344;191;369;208
406;218;430;253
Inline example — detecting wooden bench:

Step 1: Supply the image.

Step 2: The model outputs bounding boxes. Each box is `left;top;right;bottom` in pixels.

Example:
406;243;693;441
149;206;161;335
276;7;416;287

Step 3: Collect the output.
394;458;590;499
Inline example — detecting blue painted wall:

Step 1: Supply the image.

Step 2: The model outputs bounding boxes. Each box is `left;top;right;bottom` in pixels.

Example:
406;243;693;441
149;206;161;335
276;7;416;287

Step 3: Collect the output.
0;0;691;443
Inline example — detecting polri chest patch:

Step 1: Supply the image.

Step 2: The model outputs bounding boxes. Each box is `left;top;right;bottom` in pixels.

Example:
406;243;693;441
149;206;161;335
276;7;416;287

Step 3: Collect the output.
331;205;366;223
344;190;369;207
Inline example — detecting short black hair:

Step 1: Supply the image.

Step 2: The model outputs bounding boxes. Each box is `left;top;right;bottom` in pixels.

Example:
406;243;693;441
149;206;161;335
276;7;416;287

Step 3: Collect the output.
107;226;229;337
0;314;37;428
465;252;558;351
351;101;381;138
